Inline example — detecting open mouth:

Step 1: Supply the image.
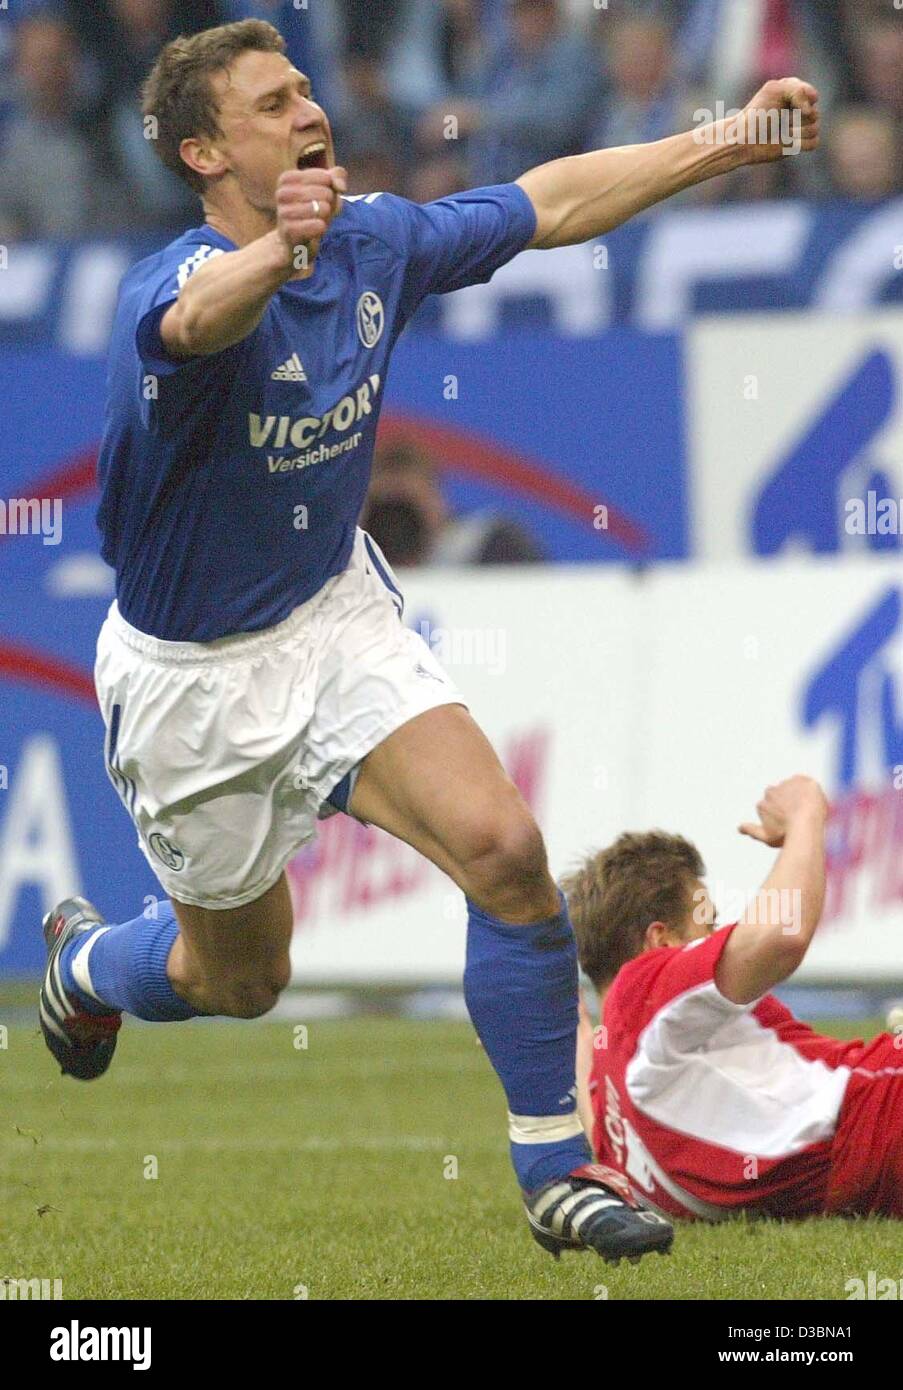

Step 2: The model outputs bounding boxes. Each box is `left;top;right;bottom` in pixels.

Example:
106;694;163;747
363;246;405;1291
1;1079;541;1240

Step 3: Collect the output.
296;140;328;171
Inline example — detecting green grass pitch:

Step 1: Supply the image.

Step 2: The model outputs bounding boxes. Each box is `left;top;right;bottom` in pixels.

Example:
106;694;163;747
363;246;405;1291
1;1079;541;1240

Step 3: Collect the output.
1;1010;899;1300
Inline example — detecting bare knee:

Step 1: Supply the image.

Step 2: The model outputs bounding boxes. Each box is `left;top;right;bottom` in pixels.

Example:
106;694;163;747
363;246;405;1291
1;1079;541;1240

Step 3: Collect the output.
461;807;551;913
196;958;291;1020
170;877;294;1019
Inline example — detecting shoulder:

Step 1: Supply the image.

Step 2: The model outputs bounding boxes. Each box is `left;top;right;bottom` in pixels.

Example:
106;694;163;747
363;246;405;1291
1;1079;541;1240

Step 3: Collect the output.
119;228;230;306
610;930;738;1014
608;946;681;1012
333;184;535;248
330;191;421;256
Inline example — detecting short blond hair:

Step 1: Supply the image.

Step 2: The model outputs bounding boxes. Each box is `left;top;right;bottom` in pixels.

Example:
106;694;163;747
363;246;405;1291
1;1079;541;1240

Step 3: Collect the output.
141;19;286;195
561;831;704;988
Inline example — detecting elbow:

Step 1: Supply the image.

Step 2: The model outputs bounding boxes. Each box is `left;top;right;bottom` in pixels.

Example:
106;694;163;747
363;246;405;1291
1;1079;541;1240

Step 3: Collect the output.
168;285;226;358
773;918;819;979
161;300;199;359
168;292;252;358
528;204;579;250
172;300;207;358
775;937;808;979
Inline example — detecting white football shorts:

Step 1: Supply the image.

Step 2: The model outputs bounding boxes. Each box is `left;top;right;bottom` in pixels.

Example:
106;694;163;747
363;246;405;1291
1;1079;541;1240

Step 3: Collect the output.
94;528;465;909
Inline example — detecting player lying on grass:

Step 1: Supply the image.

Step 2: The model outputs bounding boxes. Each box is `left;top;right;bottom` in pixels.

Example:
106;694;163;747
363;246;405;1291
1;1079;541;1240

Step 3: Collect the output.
39;16;818;1264
566;775;903;1221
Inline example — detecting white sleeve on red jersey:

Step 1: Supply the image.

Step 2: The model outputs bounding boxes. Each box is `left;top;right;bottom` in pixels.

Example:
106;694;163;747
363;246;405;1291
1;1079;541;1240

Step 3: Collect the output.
606;925;755;1057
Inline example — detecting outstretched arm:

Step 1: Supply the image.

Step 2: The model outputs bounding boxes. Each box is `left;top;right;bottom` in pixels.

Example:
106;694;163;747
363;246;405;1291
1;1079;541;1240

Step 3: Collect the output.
715;776;829;1006
517;78;819;249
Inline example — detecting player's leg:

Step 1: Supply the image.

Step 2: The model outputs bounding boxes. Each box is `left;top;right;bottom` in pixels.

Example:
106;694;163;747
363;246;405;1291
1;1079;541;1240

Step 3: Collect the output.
166;874;294;1018
348;703;673;1260
826;1046;903;1219
351;701;557;921
349;703;586;1194
300;529;672;1258
41;595;314;1078
40;874;294;1080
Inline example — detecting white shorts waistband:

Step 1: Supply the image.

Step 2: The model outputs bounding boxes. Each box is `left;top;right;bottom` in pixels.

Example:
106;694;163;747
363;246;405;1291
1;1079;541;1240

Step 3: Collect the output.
104;576;340;667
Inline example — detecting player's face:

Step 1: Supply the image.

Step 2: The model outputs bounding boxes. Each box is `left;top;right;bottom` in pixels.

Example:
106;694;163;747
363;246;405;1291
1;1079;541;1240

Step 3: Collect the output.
209;50;336;210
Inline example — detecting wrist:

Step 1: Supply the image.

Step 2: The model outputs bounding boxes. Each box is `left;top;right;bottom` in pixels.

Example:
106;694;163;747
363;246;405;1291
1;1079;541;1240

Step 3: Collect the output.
709;115;754;170
787;803;828;837
261;229;297;280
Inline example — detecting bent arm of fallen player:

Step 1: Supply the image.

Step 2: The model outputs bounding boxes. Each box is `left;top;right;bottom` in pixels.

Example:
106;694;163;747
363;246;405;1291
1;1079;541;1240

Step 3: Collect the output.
715;803;828;1007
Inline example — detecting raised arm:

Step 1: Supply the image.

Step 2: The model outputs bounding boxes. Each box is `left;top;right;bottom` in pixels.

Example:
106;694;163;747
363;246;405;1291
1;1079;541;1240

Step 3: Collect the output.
517;78;819;250
715;776;829;1006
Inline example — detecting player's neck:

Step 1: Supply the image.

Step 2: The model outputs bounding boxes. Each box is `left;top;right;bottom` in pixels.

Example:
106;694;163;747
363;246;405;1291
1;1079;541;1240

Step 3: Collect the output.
201;199;273;249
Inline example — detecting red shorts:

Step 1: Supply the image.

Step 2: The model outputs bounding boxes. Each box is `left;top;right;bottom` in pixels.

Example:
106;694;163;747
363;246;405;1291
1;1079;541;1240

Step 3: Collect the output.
827;1037;903;1217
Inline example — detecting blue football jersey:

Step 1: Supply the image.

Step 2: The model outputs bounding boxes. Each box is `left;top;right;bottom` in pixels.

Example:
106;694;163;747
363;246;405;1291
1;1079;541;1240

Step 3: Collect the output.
96;183;537;641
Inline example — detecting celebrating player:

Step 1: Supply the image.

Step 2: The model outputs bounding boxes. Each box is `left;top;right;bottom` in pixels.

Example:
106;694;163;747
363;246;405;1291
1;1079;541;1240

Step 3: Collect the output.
38;17;819;1262
567;775;903;1220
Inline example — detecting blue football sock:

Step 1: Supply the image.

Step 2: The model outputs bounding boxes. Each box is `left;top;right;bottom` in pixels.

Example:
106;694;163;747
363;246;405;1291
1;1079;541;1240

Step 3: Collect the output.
58;900;200;1022
464;890;591;1193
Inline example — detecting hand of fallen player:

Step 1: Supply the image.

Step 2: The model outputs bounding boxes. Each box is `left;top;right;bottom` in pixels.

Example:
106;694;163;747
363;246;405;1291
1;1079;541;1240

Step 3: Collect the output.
739;775;828;847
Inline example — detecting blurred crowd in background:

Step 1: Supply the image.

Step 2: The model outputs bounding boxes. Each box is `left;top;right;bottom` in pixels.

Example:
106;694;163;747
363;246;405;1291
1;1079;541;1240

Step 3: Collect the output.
0;0;899;571
0;0;900;242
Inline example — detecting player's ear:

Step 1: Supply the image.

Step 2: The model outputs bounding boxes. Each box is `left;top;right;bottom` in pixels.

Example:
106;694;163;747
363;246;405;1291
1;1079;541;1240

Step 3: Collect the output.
644;921;669;951
180;136;228;183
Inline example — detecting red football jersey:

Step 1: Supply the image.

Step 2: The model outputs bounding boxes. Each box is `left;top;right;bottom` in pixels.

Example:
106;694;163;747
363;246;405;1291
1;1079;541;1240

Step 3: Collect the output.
589;925;897;1220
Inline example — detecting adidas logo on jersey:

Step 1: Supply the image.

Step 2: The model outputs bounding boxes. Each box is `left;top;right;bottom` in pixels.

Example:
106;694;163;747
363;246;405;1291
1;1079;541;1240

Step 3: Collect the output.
272;353;307;382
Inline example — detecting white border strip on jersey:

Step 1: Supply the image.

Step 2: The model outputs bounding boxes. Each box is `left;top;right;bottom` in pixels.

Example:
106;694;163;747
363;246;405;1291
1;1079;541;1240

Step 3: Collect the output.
623;1117;728;1222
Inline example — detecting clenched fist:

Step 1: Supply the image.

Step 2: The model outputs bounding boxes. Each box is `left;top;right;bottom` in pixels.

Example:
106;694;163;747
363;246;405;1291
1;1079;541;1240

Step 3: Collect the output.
275;165;348;268
736;77;820;163
739;775;828;848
